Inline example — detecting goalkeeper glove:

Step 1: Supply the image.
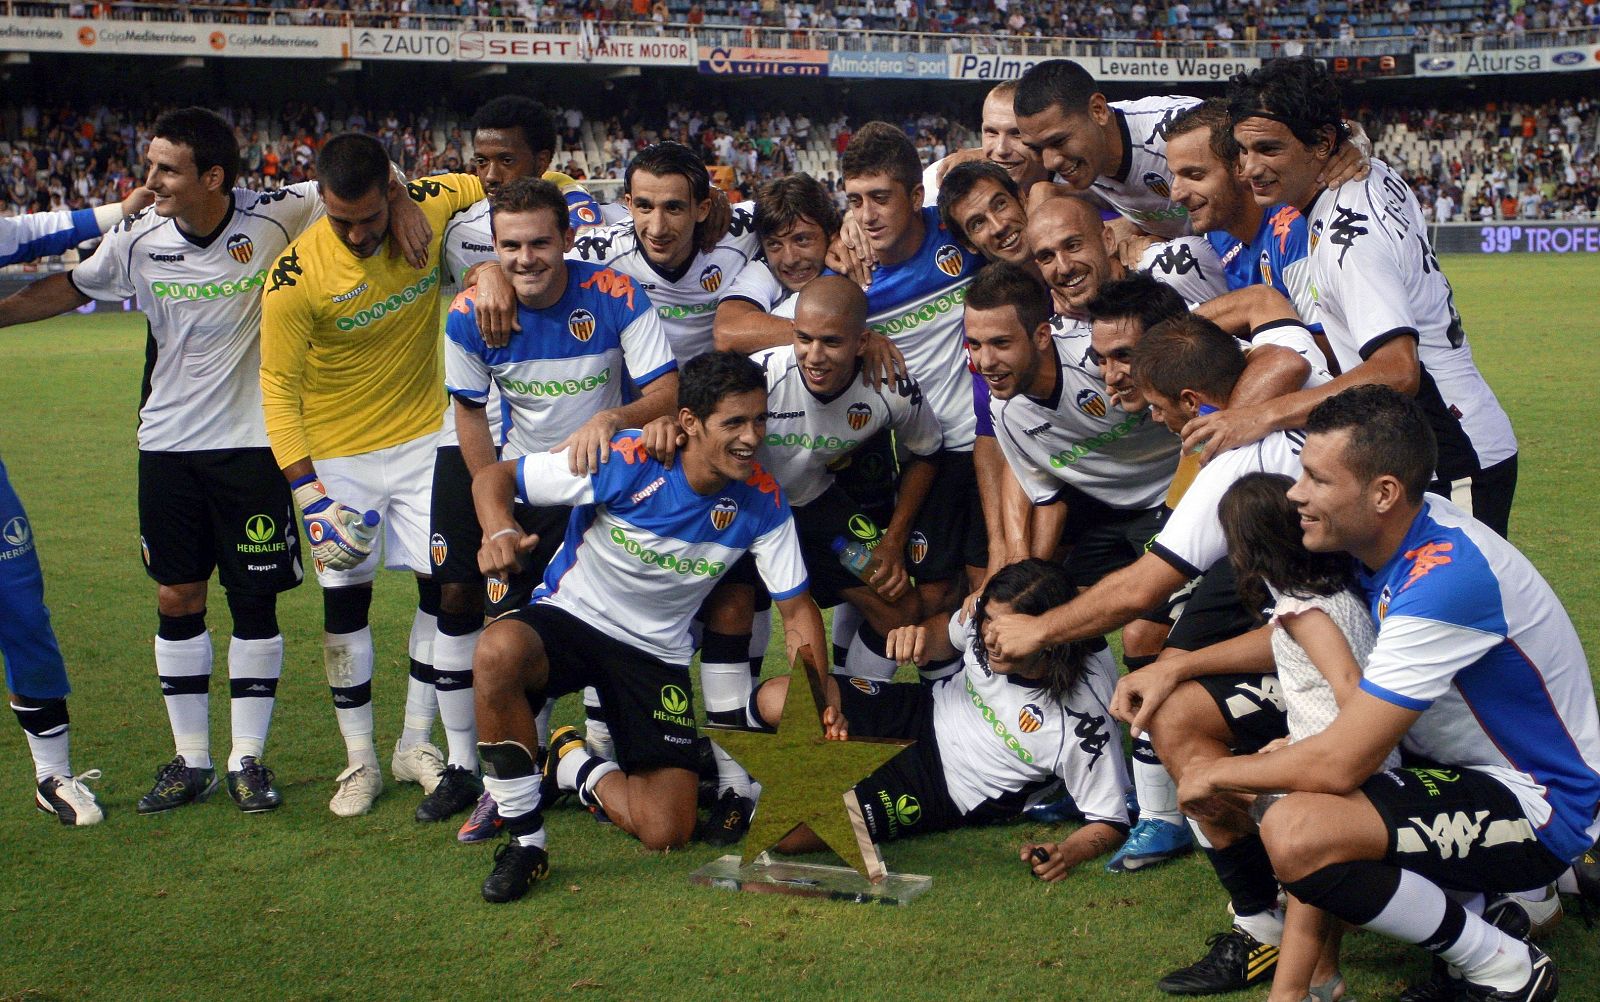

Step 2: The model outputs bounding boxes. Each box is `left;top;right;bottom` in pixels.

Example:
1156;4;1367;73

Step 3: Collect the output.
292;476;380;572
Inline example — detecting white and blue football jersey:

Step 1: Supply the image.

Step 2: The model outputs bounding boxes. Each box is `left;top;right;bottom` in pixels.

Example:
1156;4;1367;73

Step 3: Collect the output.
445;262;675;460
1358;495;1600;863
865;207;985;452
517;435;809;665
1206;202;1316;327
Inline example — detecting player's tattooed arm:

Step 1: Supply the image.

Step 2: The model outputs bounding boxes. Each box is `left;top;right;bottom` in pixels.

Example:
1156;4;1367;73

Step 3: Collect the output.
1023;821;1126;881
385;176;434;269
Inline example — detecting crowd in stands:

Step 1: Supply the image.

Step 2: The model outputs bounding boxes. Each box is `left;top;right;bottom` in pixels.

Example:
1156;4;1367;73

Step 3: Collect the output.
1;92;1595;223
22;0;1600;50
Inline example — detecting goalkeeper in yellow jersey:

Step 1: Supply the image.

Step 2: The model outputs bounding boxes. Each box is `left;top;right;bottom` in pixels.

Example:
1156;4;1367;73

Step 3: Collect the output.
261;133;486;817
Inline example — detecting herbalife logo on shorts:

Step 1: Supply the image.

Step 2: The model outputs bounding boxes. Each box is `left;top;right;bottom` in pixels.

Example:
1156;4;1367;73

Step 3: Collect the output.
335;268;439;331
238;514;287;554
654;683;693;728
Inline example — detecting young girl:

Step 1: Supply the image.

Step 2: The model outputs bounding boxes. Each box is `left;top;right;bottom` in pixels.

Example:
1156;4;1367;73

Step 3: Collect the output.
748;559;1131;875
1217;472;1398;1002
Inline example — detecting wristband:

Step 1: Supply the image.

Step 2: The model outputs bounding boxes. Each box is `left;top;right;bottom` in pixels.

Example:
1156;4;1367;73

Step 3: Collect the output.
489;528;519;541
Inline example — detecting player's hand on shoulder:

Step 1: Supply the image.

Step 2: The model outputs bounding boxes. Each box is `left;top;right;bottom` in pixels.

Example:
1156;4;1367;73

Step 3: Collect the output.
638;415;686;468
386;180;434;270
860;330;908;389
120;186;155;218
1321;121;1373;188
1115;231;1161;271
478;527;539;579
467;263;520;349
1181;404;1271;466
553;413;622;477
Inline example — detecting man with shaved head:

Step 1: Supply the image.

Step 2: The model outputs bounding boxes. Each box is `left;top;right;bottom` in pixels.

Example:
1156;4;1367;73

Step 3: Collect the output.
921;82;1051;208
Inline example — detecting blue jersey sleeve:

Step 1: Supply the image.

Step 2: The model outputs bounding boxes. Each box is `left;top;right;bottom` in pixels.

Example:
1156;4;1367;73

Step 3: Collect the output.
0;208;102;267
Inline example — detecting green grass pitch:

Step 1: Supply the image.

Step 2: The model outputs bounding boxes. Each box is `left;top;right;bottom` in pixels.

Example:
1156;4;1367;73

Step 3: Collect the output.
0;255;1596;1000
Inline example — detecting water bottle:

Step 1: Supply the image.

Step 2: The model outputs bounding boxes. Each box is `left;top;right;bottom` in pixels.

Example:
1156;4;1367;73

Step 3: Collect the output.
351;509;382;547
831;535;880;584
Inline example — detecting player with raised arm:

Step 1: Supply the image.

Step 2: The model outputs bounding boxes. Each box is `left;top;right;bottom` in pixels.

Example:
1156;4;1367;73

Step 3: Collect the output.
1178;386;1599;1002
0;183;154;824
0;109;431;816
431;176;678;827
260;133;485;817
748;560;1128;873
1197;59;1519;534
468;351;839;903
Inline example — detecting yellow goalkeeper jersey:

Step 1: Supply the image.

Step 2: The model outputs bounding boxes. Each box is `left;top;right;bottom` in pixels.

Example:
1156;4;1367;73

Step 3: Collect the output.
260;172;485;465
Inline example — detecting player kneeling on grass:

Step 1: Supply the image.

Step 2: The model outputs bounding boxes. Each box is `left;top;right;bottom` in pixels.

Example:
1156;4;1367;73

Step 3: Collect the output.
468;350;844;903
750;559;1129;875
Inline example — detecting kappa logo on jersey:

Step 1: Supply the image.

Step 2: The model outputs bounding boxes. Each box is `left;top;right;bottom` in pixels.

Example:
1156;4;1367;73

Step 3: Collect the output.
1149;243;1202;277
846;402;872;431
908;531;929;565
226;233;254;264
1075;388;1108;418
578;267;637;310
710;498;739;531
486;577;509;604
405;177;455;202
430;532;448;567
574;232;614;261
1269;205;1298;252
934;244;965;278
1142;170;1171;198
1066;705;1111;768
1401;541;1453;592
1145;107;1182;144
699;264;723;294
1328;206;1369;267
849;677;880;695
268;248;302;293
1018;703;1044;734
567;308;597;342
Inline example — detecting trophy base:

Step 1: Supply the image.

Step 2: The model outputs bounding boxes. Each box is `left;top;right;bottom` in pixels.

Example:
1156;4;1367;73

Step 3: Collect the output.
690;853;932;906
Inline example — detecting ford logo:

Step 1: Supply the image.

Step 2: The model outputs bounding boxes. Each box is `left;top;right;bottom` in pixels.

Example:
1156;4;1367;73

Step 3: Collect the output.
1420;56;1454;70
1551;50;1583;66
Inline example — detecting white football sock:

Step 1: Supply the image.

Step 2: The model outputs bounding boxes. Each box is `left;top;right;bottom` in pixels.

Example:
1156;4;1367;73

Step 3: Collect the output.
433;626;480;770
156;632;213;769
226;634;283;771
325;627;378;769
400;607;438;750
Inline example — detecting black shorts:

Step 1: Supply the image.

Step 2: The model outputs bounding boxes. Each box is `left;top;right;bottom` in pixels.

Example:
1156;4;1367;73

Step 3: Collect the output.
835;675;965;842
1361;764;1569;894
793;484;890;608
1161;559;1258;651
828;428;899;513
433;446;569;614
1192;673;1288;753
1057;486;1167;589
501;603;699;773
138;449;301;595
908;450;987;583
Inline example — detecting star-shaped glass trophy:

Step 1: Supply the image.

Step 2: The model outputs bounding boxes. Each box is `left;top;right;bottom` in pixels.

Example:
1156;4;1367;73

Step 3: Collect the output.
688;648;933;905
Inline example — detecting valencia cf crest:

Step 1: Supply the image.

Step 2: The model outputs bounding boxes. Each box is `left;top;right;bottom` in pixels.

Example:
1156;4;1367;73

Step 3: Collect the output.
1075;388;1108;418
846;402;872;431
849;677;880;695
1142;170;1171;198
934;244;964;278
710;497;739;531
1377;585;1391;620
567;308;596;342
1019;703;1044;734
430;532;448;567
226;233;254;264
1258;250;1274;289
699;264;723;293
1310;219;1324;253
140;534;151;566
486;576;509;605
908;530;929;565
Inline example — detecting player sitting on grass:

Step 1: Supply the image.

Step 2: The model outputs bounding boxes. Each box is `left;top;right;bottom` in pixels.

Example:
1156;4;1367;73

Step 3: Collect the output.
468;350;843;903
748;559;1128;873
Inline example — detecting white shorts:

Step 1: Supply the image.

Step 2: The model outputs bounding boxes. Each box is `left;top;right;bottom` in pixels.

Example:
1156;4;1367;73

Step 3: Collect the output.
314;430;439;585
